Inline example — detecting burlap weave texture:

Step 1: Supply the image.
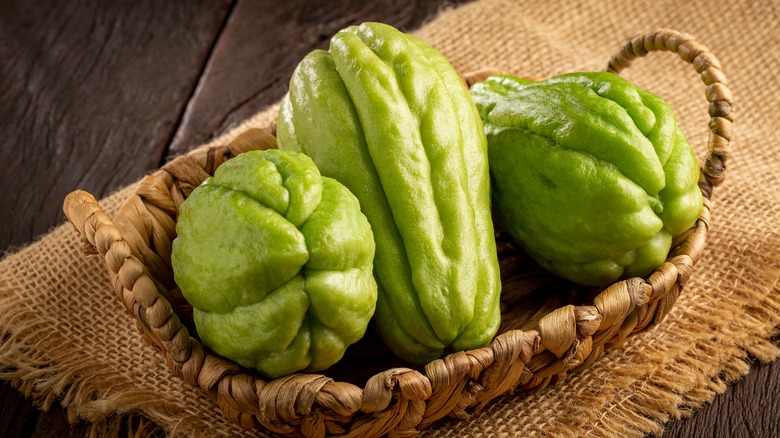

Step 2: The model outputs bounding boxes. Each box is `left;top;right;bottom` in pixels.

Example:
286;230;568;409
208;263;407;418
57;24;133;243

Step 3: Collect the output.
2;0;779;436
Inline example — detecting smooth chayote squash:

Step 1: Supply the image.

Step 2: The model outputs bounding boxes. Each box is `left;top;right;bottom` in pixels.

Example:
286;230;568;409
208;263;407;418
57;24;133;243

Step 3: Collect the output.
277;22;501;364
470;72;703;287
171;149;377;378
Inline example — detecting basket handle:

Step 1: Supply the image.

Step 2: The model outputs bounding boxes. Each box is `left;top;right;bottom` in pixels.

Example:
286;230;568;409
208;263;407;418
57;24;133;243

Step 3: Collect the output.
64;189;202;372
63;189;124;259
606;29;733;197
62;190;159;313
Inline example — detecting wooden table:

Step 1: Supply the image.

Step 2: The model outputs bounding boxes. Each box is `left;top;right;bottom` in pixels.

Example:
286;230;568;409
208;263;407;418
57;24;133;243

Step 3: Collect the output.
1;1;777;437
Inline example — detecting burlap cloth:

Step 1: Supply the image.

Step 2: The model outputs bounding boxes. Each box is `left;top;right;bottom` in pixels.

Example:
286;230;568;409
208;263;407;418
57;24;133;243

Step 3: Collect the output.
2;0;779;436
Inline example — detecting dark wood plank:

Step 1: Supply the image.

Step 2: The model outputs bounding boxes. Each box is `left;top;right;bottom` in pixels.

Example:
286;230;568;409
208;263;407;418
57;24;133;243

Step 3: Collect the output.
0;382;92;438
0;383;40;438
0;0;233;251
0;0;232;436
166;0;473;158
27;403;90;438
662;338;780;437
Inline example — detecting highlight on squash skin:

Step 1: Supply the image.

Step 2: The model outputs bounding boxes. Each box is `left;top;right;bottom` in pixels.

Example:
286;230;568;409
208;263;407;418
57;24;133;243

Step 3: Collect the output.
172;149;378;378
277;22;502;364
470;72;703;287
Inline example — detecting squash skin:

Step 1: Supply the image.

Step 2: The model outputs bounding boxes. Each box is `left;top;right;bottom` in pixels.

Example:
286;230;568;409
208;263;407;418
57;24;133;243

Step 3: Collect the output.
278;22;501;364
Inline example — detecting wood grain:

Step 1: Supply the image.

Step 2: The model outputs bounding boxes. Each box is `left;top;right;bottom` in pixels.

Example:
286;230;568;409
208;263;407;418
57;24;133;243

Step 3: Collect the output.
0;0;233;251
166;0;471;158
0;0;778;437
663;340;780;437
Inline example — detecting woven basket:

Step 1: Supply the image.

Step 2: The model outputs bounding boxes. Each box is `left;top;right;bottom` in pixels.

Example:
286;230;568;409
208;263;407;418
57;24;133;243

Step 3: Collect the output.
63;29;732;436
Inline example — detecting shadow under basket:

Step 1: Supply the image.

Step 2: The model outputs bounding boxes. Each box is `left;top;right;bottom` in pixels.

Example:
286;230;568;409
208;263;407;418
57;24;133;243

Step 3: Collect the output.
63;29;732;437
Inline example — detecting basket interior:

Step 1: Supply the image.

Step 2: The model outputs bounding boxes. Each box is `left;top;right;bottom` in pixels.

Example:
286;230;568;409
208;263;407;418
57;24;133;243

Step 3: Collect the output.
114;127;697;389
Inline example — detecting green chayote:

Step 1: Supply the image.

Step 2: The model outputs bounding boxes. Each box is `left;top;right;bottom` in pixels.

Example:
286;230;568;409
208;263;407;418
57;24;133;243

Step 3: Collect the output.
277;22;501;364
470;72;703;287
171;149;377;378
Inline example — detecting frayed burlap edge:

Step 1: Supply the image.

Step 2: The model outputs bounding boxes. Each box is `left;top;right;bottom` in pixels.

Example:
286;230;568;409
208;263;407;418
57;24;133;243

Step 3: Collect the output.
3;246;778;438
585;265;780;437
418;248;780;437
0;106;281;438
0;285;167;438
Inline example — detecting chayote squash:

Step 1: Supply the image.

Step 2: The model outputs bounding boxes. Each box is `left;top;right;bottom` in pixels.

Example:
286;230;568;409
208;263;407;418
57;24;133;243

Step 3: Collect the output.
470;72;703;287
276;22;501;364
171;149;377;378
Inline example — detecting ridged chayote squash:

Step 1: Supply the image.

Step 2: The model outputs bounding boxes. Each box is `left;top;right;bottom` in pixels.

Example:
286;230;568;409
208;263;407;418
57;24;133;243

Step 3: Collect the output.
276;22;502;364
470;72;703;287
171;149;377;378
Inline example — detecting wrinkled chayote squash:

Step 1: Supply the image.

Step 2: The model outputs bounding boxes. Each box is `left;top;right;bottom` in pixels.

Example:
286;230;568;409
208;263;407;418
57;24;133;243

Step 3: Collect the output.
171;149;377;378
470;72;703;287
277;22;501;364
